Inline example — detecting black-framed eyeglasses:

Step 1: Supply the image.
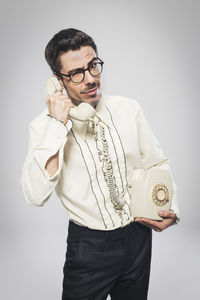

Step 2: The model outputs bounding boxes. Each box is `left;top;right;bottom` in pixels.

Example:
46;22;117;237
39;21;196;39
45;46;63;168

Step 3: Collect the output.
54;57;104;83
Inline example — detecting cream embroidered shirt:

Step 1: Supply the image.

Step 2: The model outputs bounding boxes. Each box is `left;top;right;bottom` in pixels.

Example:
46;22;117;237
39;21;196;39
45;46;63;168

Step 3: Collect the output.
20;95;180;230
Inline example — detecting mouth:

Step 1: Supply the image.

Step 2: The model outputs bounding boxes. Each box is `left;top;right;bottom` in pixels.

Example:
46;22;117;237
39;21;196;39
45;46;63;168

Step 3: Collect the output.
84;88;98;96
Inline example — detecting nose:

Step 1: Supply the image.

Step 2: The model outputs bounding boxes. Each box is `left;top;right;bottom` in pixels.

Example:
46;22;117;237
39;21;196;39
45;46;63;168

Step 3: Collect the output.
84;69;95;85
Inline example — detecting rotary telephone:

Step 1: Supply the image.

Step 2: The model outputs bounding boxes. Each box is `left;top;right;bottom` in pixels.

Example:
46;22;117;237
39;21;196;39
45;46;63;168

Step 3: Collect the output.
130;166;173;221
45;76;96;121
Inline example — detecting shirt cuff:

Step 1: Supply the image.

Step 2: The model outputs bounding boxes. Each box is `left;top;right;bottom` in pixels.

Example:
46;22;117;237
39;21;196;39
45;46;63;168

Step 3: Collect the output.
170;209;180;225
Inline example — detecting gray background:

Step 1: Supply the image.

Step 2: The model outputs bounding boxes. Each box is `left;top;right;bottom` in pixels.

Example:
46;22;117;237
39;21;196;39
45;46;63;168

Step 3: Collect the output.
1;0;199;299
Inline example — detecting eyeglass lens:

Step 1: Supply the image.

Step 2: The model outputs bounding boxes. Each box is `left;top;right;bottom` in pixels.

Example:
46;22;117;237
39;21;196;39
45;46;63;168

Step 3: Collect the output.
70;61;103;83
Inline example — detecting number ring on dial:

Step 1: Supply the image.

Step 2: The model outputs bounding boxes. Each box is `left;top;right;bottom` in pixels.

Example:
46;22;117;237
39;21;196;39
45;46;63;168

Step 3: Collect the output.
152;184;169;206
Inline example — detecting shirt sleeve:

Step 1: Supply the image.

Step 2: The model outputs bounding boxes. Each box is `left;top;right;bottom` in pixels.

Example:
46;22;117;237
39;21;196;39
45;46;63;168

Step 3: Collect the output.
136;103;180;219
20;112;72;207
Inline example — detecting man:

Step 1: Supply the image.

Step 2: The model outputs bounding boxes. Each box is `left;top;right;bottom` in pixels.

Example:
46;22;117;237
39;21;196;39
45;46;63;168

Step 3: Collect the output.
20;28;180;300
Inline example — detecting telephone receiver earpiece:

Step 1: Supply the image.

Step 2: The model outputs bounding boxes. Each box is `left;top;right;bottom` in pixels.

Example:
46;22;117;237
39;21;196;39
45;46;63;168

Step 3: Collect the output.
45;77;96;122
45;76;63;95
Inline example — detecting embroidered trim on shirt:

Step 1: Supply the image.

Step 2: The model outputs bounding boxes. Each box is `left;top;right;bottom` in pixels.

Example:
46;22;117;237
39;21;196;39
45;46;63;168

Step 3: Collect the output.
107;126;130;221
92;119;128;226
71;129;108;229
85;140;115;228
105;106;132;219
107;126;125;194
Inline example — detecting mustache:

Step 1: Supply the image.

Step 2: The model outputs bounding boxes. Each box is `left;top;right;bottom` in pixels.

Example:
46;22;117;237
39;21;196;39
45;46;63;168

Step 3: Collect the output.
81;82;98;94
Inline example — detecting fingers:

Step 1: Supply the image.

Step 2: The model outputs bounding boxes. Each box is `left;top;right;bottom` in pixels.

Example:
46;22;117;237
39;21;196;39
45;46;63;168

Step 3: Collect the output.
46;95;73;107
45;92;75;124
46;92;74;105
134;216;175;232
138;220;161;232
46;91;62;103
135;218;162;230
135;217;161;231
158;210;176;219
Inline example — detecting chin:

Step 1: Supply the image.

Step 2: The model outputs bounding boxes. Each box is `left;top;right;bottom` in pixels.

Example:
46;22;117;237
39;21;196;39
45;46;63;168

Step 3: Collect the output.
82;89;101;106
88;93;101;107
70;89;102;107
88;98;100;108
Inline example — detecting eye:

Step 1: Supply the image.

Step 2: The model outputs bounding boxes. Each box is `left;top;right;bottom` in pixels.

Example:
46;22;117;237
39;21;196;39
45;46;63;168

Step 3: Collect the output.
90;62;98;69
71;70;83;76
70;69;84;83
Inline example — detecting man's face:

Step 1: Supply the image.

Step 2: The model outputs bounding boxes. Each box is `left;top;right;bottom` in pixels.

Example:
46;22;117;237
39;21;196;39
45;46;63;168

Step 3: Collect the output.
58;46;102;107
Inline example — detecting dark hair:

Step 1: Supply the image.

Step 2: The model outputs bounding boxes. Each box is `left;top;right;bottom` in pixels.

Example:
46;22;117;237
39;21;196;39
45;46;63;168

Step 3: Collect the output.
45;28;98;73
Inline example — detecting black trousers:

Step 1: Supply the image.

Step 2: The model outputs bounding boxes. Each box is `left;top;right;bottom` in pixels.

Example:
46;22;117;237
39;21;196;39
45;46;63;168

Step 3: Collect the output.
62;220;152;300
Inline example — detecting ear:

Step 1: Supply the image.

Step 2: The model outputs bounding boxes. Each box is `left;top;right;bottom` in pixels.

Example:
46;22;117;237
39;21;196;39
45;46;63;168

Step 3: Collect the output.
53;74;65;90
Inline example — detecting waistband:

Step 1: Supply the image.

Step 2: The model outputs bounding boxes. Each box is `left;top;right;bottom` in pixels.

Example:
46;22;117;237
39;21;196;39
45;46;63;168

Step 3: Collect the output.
68;219;136;240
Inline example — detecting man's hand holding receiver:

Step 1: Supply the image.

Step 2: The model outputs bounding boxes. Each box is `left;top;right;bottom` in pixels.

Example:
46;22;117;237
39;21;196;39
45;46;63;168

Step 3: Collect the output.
46;90;74;125
45;90;74;177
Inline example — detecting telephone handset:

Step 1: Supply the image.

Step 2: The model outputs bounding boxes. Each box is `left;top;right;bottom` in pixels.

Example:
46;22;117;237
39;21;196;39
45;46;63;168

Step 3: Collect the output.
45;76;96;122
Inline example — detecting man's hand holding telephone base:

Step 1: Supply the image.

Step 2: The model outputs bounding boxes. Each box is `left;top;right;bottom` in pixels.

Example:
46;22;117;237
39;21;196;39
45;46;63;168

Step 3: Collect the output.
135;210;178;232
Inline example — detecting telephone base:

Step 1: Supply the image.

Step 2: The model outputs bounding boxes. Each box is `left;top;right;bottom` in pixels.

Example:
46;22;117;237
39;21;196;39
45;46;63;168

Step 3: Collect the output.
130;167;172;221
